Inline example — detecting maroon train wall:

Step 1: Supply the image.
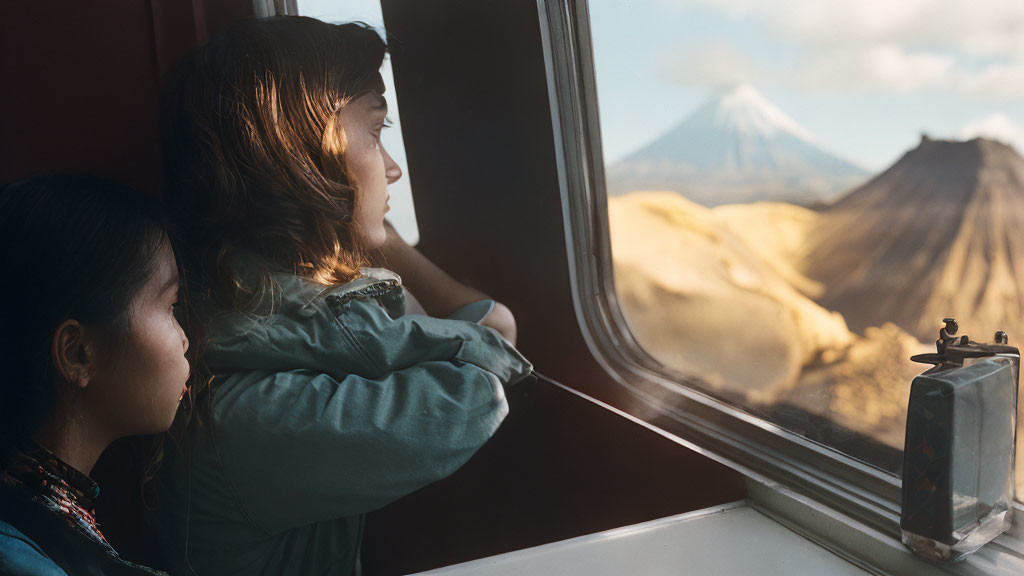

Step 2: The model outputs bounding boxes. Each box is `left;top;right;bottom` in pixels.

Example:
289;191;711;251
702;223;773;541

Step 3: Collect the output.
0;0;252;193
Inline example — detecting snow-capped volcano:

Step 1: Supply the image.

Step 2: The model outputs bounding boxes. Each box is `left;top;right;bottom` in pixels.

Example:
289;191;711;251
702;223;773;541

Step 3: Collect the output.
606;85;868;206
711;84;817;143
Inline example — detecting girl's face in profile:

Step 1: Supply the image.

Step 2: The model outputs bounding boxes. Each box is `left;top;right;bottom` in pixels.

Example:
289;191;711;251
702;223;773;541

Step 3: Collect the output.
89;240;190;436
336;89;402;249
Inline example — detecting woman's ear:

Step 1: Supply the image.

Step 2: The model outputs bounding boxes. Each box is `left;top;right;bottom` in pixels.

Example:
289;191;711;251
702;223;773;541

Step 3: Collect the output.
51;319;93;390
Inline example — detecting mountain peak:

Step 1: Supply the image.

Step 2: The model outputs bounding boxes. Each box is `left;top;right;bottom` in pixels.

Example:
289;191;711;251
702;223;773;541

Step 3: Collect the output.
607;85;867;206
707;84;817;144
807;136;1024;340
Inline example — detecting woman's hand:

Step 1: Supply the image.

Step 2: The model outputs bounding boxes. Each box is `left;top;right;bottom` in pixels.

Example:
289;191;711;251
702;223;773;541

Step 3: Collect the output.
372;222;518;346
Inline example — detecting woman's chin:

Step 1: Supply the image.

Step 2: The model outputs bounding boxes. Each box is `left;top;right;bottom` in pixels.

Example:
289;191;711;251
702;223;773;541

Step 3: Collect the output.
362;228;388;251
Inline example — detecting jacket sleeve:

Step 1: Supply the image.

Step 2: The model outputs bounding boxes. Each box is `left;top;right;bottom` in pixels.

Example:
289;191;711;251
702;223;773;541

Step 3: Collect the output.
211;363;509;534
206;291;533;387
208;299;533;534
322;293;532;384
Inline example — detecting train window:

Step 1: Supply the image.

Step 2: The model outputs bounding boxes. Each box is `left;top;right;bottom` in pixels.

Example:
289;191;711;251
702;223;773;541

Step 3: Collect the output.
585;0;1024;486
297;0;420;244
539;0;1024;540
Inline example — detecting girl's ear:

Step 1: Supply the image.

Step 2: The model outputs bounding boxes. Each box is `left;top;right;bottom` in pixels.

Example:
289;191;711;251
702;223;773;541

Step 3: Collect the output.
51;319;93;390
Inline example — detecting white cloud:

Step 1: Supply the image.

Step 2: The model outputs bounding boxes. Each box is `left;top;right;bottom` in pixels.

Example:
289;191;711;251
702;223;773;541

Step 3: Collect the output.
660;0;1024;56
958;61;1024;101
663;42;759;88
958;113;1024;148
659;0;1024;98
798;44;954;93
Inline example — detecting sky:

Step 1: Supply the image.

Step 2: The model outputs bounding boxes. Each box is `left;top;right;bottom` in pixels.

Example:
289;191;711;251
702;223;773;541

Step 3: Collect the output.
297;0;1024;217
589;0;1024;171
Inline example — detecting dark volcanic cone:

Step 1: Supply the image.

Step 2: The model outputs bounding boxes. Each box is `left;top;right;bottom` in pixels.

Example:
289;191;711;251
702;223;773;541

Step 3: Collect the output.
805;136;1024;342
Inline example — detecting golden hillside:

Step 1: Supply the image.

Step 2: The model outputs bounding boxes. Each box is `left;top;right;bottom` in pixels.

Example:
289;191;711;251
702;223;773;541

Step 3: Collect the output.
609;191;853;401
608;191;930;451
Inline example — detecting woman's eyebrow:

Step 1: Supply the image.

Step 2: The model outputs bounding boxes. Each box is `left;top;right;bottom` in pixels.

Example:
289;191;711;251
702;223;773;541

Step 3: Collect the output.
370;94;388;113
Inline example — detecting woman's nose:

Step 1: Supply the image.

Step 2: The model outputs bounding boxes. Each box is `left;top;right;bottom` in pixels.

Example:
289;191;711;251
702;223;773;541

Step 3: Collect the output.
382;146;403;185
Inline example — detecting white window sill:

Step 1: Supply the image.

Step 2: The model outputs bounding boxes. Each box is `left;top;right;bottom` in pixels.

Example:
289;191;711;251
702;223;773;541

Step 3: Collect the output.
412;476;1024;576
412;499;870;576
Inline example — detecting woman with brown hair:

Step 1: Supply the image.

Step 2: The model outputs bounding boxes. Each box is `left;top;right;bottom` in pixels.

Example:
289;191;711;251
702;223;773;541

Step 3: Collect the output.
157;16;531;575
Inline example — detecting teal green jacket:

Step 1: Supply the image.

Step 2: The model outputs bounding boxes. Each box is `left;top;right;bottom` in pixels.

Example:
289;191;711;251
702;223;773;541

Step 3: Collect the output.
158;266;532;575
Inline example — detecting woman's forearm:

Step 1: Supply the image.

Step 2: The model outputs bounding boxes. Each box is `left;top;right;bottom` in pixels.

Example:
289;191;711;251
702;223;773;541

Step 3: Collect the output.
370;222;518;345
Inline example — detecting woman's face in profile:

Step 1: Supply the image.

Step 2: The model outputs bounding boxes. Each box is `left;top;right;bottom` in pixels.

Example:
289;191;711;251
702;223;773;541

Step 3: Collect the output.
336;89;402;249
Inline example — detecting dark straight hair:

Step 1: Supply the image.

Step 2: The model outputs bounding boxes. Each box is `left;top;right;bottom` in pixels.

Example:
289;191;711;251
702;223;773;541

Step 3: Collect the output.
0;173;171;463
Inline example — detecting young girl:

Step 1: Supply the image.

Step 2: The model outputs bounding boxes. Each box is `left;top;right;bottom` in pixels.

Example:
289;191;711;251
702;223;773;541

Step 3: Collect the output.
158;16;532;575
0;174;190;575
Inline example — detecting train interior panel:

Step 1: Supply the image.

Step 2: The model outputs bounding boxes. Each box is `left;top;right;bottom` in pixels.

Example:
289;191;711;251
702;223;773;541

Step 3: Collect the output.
4;1;1024;575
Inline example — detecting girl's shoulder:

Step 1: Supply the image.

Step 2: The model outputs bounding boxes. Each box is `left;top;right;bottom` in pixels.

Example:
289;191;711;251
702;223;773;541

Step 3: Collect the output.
0;518;68;575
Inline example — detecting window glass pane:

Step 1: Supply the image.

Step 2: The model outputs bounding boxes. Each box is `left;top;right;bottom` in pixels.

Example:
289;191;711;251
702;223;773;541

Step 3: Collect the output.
298;0;419;244
589;1;1024;488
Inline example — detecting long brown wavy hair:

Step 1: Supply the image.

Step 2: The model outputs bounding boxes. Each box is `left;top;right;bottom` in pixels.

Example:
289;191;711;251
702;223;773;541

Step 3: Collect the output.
162;16;388;309
150;17;388;503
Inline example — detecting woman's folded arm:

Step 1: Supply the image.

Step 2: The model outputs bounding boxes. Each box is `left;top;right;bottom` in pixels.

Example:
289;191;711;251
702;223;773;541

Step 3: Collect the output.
210;362;510;534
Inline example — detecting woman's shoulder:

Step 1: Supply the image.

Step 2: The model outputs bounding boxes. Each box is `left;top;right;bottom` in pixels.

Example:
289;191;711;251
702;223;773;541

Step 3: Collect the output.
201;265;407;375
204;260;404;327
319;267;405;320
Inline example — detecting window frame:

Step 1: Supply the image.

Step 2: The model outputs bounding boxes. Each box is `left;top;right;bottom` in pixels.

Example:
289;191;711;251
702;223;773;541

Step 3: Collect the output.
253;0;298;18
535;0;1024;570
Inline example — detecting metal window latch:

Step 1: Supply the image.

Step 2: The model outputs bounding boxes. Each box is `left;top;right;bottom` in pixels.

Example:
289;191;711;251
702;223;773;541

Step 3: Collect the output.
901;318;1019;561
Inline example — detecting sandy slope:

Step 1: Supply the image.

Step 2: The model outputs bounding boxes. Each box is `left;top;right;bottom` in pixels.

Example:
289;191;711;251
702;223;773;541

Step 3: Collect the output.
608;191;930;453
609;191;853;401
610;137;1024;481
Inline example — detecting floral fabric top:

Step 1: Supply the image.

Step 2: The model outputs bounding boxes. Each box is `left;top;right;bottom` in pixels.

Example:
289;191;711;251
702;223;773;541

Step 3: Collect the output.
1;442;112;550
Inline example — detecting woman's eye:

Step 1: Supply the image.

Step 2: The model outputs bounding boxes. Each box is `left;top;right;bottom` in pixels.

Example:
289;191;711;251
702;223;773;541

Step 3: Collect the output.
374;118;392;138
